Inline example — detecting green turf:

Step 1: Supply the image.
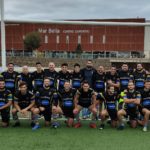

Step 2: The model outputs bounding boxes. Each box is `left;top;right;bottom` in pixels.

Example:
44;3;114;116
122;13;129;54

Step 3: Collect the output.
0;120;150;150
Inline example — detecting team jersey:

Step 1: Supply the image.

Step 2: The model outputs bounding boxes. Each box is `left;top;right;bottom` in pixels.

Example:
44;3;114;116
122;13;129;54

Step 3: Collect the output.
76;88;95;107
58;71;71;90
71;71;83;89
14;90;35;108
123;90;141;111
35;87;57;107
17;73;33;91
118;70;132;91
32;70;44;92
99;92;118;110
1;71;18;94
44;69;58;88
106;72;120;88
140;89;150;109
132;69;146;92
0;89;12;107
92;72;106;93
58;88;76;109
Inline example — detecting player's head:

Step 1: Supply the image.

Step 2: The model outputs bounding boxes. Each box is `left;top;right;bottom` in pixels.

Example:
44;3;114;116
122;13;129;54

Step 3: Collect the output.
74;63;80;73
43;78;50;87
82;80;90;92
121;63;128;71
61;63;68;72
98;65;104;73
107;85;115;94
48;62;55;71
7;63;14;72
144;80;150;90
86;60;93;68
36;62;42;71
19;81;28;93
110;65;117;75
64;81;71;91
0;78;5;89
22;65;29;74
136;63;143;71
128;81;135;91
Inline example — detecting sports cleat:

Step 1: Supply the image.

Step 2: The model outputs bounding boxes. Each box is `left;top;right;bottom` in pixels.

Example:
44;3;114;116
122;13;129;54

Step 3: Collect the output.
12;122;20;127
89;122;97;128
143;126;148;132
117;125;125;130
99;124;105;130
74;122;82;128
32;124;40;131
52;122;60;129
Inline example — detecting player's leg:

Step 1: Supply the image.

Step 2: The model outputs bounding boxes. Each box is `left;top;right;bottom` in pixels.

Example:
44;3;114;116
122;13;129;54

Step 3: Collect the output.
1;108;10;127
117;109;126;130
73;105;82;128
31;107;40;130
99;109;108;129
12;108;20;127
142;108;150;131
88;105;97;128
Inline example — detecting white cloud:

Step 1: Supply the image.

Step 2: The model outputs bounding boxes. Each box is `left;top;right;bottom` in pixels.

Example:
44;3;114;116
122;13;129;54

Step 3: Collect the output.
2;0;150;20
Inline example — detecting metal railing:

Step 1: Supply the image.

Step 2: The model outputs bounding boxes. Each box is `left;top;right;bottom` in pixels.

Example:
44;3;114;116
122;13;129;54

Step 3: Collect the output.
5;50;145;59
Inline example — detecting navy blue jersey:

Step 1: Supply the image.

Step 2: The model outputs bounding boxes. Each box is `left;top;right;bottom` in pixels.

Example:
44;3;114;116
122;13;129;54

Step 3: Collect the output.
92;72;106;93
1;71;18;94
32;70;44;92
140;89;150;109
71;71;83;89
0;89;12;107
44;69;58;88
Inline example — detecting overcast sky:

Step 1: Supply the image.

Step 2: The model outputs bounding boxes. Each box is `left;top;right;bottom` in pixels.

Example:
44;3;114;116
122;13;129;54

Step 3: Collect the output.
2;0;150;21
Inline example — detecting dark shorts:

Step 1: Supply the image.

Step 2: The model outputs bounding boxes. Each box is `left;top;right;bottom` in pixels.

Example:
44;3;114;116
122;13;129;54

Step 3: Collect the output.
62;107;74;118
78;102;91;108
0;108;10;123
125;109;138;120
107;109;117;121
40;107;51;122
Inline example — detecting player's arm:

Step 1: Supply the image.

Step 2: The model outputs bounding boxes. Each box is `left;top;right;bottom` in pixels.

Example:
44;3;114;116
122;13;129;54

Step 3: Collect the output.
23;96;35;111
91;92;97;107
123;94;135;104
74;90;80;108
133;93;141;105
0;93;12;110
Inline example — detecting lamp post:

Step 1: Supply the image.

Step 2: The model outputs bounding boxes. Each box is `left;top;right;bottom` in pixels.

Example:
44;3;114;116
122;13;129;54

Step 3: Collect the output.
0;0;6;70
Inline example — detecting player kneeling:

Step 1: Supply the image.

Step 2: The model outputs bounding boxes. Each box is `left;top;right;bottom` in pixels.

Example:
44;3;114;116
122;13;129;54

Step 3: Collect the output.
140;81;150;132
98;85;118;129
12;82;36;128
73;81;97;128
0;78;12;127
32;78;59;130
52;81;76;127
117;81;141;130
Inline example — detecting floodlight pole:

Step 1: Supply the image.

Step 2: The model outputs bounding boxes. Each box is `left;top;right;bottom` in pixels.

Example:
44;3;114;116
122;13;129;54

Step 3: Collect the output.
0;0;6;71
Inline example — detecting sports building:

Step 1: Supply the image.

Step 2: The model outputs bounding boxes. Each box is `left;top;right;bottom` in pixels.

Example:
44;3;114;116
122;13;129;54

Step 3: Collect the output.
1;18;150;58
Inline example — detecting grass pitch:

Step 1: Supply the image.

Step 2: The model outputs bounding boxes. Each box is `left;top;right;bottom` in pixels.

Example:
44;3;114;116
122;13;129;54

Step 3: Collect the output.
0;120;150;150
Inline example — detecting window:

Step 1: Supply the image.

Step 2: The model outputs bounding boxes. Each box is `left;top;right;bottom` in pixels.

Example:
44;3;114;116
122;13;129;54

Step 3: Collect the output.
90;35;93;44
66;35;69;44
56;35;60;44
78;35;81;44
45;35;48;44
102;35;106;44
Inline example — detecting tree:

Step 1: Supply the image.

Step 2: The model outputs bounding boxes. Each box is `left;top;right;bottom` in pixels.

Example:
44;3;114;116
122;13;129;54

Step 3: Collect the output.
24;32;41;51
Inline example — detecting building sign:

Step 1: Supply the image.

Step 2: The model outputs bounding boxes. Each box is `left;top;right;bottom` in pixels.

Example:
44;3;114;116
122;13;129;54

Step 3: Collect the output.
38;28;90;34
